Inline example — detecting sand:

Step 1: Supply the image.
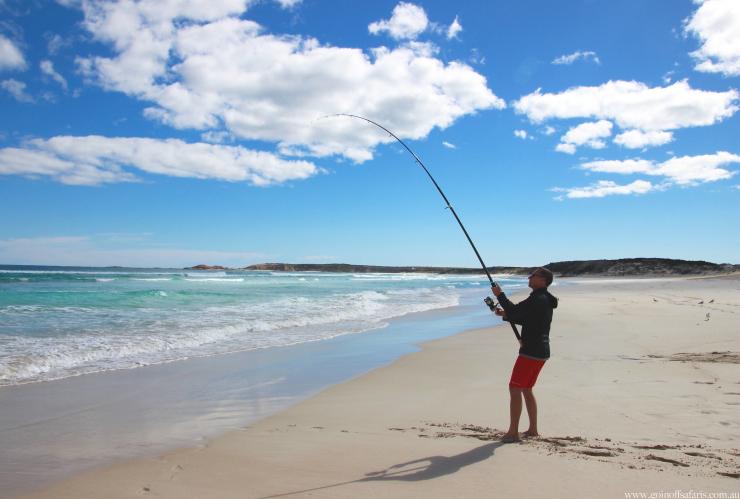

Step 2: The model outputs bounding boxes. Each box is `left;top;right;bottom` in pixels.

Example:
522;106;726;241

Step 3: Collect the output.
23;277;740;498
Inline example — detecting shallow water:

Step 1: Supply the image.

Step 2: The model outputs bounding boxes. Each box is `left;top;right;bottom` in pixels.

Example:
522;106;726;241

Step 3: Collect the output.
0;265;525;386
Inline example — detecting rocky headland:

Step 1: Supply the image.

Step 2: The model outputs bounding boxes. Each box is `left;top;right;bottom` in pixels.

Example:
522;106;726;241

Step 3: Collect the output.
186;264;229;271
239;258;738;277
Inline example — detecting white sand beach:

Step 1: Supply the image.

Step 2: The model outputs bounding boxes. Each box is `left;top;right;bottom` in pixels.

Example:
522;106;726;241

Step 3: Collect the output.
23;276;740;498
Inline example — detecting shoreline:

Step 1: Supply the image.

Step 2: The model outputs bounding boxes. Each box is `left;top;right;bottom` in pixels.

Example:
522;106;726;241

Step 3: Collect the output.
16;276;740;497
1;288;499;498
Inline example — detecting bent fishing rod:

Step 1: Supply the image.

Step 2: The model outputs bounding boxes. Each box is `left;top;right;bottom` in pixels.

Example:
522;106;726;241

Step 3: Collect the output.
324;114;521;341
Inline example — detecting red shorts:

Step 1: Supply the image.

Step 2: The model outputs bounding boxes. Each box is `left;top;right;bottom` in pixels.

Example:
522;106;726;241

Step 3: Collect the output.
509;355;546;389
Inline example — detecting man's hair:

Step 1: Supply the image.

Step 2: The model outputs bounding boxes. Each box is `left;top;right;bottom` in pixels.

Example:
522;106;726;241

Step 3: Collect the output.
537;267;554;286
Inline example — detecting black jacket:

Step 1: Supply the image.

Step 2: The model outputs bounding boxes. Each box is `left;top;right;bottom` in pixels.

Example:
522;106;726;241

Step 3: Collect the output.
498;288;558;359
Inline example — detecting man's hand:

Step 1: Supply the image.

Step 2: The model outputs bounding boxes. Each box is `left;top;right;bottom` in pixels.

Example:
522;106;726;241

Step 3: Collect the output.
491;283;503;297
494;306;507;319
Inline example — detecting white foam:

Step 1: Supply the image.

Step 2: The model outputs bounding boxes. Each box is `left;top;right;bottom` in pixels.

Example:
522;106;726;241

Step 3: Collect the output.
95;278;116;282
0;269;179;275
0;270;530;386
184;278;244;283
186;271;227;277
0;286;461;386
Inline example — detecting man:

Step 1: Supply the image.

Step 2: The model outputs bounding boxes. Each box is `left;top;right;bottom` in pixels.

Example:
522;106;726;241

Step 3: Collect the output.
491;267;558;443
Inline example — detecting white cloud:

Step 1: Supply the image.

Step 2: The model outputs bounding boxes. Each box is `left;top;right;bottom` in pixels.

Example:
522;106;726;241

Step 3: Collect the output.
555;142;576;154
580;158;655;175
514;80;738;131
685;0;740;76
0;34;25;71
554;180;654;199
556;120;612;153
556;152;739;200
442;140;456;149
46;34;69;55
447;16;462;39
73;1;503;163
1;78;33;102
614;129;673;149
542;125;556;136
400;40;439;57
468;48;485;65
52;0;80;7
552;50;600;65
369;2;429;40
274;0;301;8
0;235;265;267
40;60;68;89
200;130;231;143
653;152;739;185
581;151;739;185
0;136;322;186
513;129;528;140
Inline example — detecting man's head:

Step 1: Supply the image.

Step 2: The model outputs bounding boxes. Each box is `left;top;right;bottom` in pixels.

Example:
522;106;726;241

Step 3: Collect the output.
528;267;553;290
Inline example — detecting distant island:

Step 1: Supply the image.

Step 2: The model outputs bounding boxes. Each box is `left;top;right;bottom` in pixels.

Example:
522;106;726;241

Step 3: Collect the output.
188;264;229;271
186;258;739;277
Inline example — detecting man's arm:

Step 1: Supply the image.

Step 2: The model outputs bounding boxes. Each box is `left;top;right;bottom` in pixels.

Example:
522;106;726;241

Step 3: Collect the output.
492;284;530;325
497;293;531;325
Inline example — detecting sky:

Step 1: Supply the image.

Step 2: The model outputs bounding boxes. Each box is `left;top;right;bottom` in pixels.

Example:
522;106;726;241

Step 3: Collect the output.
0;0;738;268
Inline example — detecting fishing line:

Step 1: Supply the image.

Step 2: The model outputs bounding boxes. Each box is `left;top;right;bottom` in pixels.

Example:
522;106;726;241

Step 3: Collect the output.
321;114;521;340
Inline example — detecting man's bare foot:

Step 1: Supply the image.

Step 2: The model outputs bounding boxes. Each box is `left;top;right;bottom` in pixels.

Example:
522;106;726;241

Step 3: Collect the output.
522;430;539;438
501;433;521;443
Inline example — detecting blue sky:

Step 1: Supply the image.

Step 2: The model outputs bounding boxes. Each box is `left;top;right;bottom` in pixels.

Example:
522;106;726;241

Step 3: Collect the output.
0;0;738;267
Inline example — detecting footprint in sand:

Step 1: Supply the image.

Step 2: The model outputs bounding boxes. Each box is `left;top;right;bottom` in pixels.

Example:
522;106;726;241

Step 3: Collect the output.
579;449;617;457
684;451;721;460
719;472;740;478
399;422;740;478
168;464;183;481
633;444;676;450
645;454;689;467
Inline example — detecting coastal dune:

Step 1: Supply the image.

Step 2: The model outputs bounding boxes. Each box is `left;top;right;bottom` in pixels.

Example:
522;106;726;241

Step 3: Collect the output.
25;276;740;498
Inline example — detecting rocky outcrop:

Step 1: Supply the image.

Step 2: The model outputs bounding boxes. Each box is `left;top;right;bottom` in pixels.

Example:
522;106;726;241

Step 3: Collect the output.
244;263;523;274
186;264;229;270
542;258;738;277
245;259;739;277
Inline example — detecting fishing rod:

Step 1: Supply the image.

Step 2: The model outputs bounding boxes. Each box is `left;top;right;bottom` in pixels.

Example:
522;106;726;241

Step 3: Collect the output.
323;114;521;341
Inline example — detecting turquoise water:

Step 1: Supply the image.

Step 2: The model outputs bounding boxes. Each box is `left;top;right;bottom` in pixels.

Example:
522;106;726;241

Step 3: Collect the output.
0;265;526;386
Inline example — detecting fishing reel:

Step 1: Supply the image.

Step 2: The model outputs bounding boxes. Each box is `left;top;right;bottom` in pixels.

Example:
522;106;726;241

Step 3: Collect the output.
483;296;497;312
485;286;521;340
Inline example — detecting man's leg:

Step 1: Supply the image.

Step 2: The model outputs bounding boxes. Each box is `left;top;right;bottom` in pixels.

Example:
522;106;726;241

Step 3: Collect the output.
503;386;523;441
522;388;538;436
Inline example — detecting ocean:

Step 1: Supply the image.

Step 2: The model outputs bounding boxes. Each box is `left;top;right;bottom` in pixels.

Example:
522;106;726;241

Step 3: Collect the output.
0;265;526;387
